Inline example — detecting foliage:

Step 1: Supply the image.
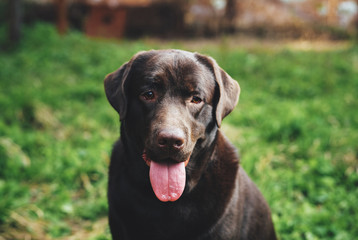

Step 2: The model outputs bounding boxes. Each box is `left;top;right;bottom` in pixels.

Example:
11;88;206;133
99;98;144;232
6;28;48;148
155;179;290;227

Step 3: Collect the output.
0;23;357;239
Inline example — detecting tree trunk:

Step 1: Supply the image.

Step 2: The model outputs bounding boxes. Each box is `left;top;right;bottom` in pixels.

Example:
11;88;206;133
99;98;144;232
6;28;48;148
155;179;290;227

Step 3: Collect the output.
9;0;22;44
224;0;238;32
56;0;68;35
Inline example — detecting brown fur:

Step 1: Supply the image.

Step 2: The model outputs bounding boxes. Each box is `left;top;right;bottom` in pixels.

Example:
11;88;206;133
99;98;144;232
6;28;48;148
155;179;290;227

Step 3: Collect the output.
104;49;277;240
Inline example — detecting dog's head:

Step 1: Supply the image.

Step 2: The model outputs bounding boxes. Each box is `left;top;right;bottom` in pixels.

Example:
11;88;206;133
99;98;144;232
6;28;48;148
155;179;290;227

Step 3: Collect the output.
105;50;240;202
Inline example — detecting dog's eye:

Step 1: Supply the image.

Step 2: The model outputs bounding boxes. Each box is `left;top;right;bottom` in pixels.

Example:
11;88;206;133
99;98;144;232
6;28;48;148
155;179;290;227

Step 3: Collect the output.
141;91;155;101
191;96;202;104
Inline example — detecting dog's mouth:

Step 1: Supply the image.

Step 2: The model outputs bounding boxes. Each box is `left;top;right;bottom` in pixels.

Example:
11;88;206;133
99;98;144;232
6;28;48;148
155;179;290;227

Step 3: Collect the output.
142;151;190;202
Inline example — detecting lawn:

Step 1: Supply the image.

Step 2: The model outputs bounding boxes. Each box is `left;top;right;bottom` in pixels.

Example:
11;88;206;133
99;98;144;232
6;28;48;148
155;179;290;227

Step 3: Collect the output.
0;23;357;240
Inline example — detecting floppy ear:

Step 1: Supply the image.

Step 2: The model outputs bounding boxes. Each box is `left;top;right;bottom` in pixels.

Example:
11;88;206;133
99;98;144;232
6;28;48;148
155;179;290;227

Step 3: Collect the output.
195;53;240;127
104;62;131;121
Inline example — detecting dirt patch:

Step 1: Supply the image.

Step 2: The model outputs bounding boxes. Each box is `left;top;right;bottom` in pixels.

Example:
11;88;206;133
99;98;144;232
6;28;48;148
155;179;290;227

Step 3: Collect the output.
143;35;352;52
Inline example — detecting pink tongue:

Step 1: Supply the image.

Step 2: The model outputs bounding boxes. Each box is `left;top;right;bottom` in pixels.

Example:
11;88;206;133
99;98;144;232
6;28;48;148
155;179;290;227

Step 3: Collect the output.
149;161;186;202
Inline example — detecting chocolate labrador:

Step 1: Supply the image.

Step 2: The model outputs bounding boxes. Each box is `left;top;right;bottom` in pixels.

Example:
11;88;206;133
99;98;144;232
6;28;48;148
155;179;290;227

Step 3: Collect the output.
104;49;277;240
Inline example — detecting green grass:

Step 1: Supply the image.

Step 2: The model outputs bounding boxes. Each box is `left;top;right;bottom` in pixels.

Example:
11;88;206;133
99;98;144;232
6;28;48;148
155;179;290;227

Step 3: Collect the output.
0;23;358;239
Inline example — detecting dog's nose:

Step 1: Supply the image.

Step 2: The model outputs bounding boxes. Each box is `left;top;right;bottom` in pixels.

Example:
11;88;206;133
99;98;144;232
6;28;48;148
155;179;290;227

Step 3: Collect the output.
157;129;185;151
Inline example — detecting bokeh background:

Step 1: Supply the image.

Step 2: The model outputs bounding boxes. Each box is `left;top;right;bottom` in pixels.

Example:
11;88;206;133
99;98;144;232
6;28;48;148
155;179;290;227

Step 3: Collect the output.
1;0;358;239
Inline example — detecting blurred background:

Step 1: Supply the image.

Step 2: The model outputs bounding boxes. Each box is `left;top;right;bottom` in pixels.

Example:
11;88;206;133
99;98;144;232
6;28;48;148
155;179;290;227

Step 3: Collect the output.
2;0;358;41
1;0;358;240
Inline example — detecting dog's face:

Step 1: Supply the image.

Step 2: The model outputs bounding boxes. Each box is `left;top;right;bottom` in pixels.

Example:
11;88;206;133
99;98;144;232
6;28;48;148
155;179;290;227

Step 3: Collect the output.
105;50;239;202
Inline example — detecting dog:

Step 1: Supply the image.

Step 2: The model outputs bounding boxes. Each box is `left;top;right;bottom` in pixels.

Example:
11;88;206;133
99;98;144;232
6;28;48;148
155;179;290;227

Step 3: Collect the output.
104;49;277;240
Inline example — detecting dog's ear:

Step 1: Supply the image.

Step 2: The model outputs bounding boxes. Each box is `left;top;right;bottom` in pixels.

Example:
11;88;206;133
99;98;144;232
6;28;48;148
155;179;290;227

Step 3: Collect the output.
104;61;131;120
195;53;240;127
104;51;156;120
